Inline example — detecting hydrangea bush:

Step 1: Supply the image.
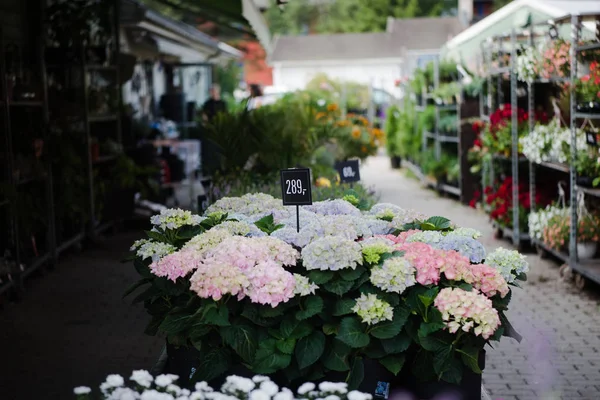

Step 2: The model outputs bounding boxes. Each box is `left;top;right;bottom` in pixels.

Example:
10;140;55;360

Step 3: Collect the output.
127;193;525;391
75;372;373;400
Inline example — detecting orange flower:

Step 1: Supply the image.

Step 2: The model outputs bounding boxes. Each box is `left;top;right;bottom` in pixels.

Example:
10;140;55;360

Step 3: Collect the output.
351;126;361;138
315;112;327;120
371;128;384;138
358;116;369;126
335;120;350;127
327;103;339;112
361;145;368;153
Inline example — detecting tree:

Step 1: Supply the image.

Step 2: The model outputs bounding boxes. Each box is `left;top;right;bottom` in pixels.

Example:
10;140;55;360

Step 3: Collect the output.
264;0;457;35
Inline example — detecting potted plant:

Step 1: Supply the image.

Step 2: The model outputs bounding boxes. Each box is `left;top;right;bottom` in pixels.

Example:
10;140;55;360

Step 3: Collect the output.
574;150;600;188
126;194;524;400
576;214;600;260
384;106;402;168
575;61;600;113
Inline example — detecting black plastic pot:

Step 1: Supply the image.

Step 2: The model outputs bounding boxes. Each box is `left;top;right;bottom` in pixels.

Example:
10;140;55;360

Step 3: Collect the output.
164;343;484;400
391;156;402;169
577;176;595;188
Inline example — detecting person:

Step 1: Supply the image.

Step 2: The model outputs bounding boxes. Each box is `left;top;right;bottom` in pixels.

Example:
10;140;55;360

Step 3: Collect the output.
201;84;227;122
246;83;264;110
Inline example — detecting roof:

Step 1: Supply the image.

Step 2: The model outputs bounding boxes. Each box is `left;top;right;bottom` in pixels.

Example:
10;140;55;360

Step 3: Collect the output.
269;16;463;63
444;0;600;52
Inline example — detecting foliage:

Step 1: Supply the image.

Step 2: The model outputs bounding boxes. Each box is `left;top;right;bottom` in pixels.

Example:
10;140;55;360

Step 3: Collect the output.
305;73;369;111
264;0;456;35
576;61;600;102
384;106;401;156
216;59;243;98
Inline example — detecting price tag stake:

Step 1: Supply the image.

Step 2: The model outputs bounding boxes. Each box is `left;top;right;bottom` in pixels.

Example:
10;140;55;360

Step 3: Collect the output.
335;159;361;185
280;168;313;232
586;131;598;147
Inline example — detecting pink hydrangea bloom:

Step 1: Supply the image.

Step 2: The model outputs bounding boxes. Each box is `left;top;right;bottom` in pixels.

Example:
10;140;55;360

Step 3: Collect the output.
190;261;250;301
434;287;501;340
245;260;296;307
470;264;509;298
398;242;443;285
149;249;203;282
377;230;422;245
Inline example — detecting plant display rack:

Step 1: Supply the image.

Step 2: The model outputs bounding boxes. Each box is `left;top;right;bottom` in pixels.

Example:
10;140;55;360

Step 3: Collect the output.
409;57;461;197
480;31;530;251
0;0;123;298
497;13;600;289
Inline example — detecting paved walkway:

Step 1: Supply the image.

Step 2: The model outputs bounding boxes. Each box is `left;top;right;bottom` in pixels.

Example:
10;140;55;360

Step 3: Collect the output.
0;231;163;399
362;155;600;400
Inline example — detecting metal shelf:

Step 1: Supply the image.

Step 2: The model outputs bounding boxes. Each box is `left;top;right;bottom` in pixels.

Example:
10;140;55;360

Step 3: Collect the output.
57;232;85;254
437;104;458;111
0;100;44;107
576;186;600;198
424;131;436;139
20;252;52;279
439;183;461;196
537;161;570;173
576;42;600;52
438;135;459;143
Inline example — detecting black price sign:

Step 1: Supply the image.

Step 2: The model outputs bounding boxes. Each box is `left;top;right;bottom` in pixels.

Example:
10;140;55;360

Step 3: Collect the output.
586;131;598;147
280;168;313;206
335;159;361;183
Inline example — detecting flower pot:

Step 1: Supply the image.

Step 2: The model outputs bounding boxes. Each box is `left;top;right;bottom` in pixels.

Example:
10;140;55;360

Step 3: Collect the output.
576;176;594;188
390;156;402;169
577;242;597;260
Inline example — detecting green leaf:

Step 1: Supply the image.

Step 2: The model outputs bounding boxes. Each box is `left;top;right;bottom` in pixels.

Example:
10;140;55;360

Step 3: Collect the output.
323;279;354;296
280;318;313;340
516;272;527;281
259;305;286;318
176;225;204;239
364;342;387;359
419;333;452;352
333;298;356;316
190;347;230;383
439;356;463;384
122;278;152;299
499;311;522;342
370;307;410;339
339;266;366;281
296;331;326;369
432;345;453;376
418;309;445;337
322;340;351;372
381;332;411;354
202;303;230;326
379;355;405;375
241;305;279;327
158;313;191;335
252;339;292;374
308;270;335;284
323;323;338;335
132;285;162;304
418;287;439;308
346;357;365;390
146;230;169;243
220;324;258;363
255;214;285;234
457;282;473;291
426;216;451;230
411;350;436;382
189;326;213;350
296;296;324;320
276;338;296;355
456;344;482;374
337;317;370;348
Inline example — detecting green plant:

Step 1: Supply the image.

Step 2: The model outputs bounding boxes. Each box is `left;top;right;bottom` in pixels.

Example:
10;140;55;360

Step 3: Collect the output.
463;77;484;99
438;113;458;134
384;105;401;156
419;106;436;133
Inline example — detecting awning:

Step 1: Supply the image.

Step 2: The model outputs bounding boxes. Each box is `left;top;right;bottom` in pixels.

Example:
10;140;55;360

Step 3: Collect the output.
242;0;272;54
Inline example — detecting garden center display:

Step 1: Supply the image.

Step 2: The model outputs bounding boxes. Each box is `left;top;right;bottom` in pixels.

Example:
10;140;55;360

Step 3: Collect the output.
126;193;527;400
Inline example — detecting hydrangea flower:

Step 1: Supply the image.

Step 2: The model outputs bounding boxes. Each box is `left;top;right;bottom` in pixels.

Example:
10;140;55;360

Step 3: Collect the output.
149;249;204;282
301;236;363;271
398;242;442;285
347;391;373;400
370;257;416;294
406;230;443;245
206;193;284;216
245;261;296;307
352;293;394;325
448;227;482;239
221;375;256;394
437;235;486;263
294;216;360;247
270;227;300;246
133;241;176;263
470;264;510;298
485;247;529;283
213;220;266;237
362;217;392;236
150;209;205;231
293;274;319;296
183;229;232;255
305;199;362;216
73;387;92;395
389;209;428;228
130;370;153;388
368;203;406;221
360;237;394;264
434;287;501;339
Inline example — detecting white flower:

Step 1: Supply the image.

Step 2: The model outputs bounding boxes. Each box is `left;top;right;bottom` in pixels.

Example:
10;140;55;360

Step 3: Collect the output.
352;293;394;325
104;374;125;389
293;274;319;296
324;396;341;400
252;376;270;383
195;382;213;392
141;390;175;400
370;257;416;294
167;384;182;396
249;389;271;400
74;386;92;395
347;391;373;400
260;381;279;396
221;376;256;394
135;241;176;263
130;370;153;388
154;374;177;388
297;383;316;395
318;382;348;394
107;387;139;400
486;247;529;283
274;388;294;400
301;236;363;271
150;208;205;230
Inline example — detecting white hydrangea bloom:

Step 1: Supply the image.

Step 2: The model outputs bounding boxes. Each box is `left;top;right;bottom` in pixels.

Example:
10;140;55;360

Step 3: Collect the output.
274;388;294;400
305;199;362;216
406;231;443;244
221;375;256;394
318;382;348;394
154;374;178;388
293;274;319;296
140;389;176;400
73;387;92;395
486;247;529;283
352;293;394;325
107;387;139;400
134;241;176;263
130;370;153;388
448;227;482;239
347;391;373;400
259;380;279;396
297;383;316;395
183;229;232;254
213;220;266;237
370;257;417;294
248;389;271;400
301;236;363;271
151;209;205;230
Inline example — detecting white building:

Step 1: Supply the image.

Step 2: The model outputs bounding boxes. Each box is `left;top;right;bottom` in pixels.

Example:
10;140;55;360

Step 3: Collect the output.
268;17;463;98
